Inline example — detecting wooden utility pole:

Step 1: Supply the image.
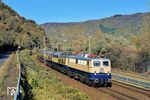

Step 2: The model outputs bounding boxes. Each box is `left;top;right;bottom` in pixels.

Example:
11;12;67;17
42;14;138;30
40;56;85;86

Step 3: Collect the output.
43;36;46;64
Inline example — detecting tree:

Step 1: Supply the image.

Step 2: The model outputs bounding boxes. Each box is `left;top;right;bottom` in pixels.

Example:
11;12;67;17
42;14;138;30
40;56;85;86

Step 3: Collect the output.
140;14;150;56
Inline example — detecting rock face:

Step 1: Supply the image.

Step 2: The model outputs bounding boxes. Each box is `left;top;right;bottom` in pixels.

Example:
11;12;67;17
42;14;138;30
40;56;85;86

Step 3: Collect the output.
0;2;46;52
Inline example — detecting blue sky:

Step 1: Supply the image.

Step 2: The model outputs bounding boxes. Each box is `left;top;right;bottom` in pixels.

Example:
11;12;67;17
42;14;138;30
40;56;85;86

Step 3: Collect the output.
3;0;149;24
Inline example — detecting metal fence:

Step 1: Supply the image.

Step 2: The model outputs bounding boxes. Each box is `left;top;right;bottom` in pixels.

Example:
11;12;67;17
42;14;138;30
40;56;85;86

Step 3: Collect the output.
112;73;150;89
14;51;21;100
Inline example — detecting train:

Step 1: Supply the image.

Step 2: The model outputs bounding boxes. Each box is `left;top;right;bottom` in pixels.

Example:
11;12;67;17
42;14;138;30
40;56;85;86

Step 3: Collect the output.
37;50;112;87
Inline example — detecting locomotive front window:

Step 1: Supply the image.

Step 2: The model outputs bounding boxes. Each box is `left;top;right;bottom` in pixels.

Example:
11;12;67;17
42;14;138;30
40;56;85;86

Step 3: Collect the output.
93;61;101;67
103;61;109;66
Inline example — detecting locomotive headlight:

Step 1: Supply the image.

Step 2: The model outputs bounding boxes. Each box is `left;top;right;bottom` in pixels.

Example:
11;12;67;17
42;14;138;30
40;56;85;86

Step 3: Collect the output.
94;71;96;75
107;71;110;75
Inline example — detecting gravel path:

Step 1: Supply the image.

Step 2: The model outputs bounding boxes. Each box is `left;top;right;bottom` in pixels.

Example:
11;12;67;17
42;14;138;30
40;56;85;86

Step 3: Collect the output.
0;54;18;100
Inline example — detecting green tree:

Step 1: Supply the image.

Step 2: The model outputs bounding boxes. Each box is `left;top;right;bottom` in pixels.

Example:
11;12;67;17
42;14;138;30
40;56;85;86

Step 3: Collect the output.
140;15;150;57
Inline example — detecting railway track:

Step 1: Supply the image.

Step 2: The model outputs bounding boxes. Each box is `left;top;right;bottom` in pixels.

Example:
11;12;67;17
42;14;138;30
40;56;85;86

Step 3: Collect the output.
97;80;150;100
113;80;150;96
97;88;138;100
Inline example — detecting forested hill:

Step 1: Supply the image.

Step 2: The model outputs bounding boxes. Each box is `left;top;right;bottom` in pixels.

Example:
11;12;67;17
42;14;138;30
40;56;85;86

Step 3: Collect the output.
0;2;45;52
41;12;150;51
42;12;149;37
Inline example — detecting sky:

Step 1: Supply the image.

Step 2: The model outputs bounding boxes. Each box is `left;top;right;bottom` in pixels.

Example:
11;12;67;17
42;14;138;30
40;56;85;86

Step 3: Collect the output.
3;0;150;24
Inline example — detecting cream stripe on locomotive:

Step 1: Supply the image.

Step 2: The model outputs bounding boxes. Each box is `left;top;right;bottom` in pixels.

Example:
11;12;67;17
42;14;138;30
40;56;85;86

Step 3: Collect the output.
66;57;111;74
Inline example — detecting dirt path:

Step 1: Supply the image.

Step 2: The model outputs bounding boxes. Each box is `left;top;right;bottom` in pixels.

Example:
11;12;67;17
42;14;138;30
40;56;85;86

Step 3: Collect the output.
35;57;117;100
0;54;18;100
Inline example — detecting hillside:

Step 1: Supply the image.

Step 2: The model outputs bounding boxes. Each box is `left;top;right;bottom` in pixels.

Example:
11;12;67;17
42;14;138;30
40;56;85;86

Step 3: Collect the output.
41;12;150;50
41;12;150;74
42;12;147;35
0;2;45;52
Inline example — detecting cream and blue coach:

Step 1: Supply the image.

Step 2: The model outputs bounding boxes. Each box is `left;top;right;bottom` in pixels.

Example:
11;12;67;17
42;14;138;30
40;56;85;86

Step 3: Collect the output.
38;50;112;87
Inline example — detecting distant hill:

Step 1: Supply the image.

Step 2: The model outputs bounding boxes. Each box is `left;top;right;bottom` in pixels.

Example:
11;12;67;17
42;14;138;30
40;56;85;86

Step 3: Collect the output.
42;12;150;36
41;12;150;49
0;2;45;52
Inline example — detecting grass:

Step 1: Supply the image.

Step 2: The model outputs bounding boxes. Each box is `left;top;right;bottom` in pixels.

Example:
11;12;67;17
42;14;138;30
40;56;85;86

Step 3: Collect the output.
19;50;91;100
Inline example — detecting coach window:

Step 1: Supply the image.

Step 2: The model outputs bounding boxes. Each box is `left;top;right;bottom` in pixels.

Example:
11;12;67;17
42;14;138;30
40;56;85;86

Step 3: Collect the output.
58;59;61;63
83;60;87;65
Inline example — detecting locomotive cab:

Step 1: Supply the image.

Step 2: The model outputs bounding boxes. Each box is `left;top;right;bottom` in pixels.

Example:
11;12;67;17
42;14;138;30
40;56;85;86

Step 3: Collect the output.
88;58;112;87
90;59;111;74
